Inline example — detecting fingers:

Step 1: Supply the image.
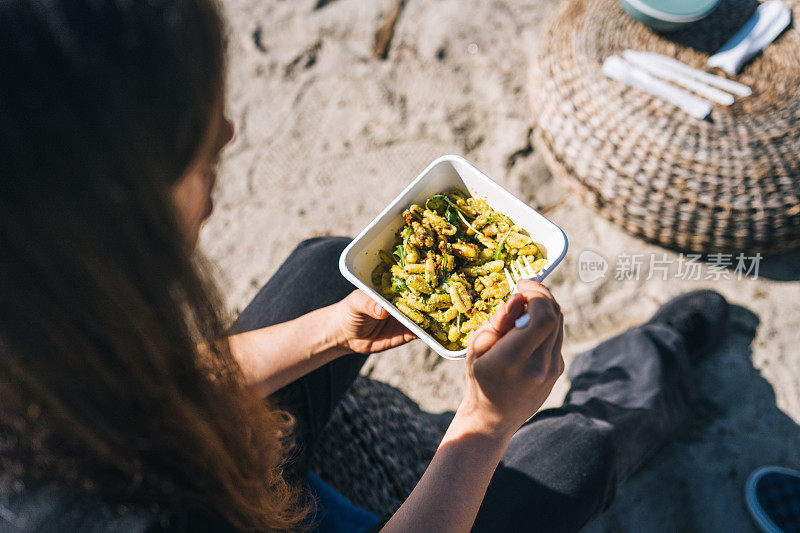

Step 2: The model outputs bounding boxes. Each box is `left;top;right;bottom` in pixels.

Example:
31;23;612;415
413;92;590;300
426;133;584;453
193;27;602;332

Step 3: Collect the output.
467;293;526;360
347;290;388;320
552;312;565;375
496;293;527;332
526;308;563;377
482;282;561;367
380;319;418;349
516;279;556;307
517;280;560;321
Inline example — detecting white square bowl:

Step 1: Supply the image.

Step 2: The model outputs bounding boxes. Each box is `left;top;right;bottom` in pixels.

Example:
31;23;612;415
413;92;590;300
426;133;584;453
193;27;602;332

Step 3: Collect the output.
339;155;568;360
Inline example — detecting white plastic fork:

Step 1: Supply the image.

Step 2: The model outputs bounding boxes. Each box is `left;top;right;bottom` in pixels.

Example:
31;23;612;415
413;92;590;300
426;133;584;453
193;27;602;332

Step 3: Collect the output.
504;256;545;294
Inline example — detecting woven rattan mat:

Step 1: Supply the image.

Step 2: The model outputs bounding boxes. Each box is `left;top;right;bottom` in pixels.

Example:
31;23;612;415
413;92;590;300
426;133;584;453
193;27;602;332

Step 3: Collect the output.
531;0;800;254
310;377;443;516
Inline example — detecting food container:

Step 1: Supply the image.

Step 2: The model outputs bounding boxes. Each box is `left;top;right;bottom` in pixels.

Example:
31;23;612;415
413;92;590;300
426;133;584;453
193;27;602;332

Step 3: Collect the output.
339;155;568;360
619;0;720;32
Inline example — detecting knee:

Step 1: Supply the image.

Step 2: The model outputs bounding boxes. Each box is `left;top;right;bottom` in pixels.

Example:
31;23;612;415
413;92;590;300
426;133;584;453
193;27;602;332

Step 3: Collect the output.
526;409;618;508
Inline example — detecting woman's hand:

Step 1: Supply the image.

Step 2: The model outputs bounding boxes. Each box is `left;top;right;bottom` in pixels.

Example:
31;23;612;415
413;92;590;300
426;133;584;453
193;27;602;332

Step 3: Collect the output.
382;281;563;532
226;290;415;397
335;290;416;354
459;279;564;440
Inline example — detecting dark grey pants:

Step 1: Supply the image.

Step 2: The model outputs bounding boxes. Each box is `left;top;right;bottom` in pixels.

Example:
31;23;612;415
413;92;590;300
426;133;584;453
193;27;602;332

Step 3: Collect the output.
235;237;694;533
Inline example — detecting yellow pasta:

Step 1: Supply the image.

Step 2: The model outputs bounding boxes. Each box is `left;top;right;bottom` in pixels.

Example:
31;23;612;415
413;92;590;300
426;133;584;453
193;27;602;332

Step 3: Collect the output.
403;263;426;274
431;307;458;323
406;274;433;294
448;282;471;314
371;188;547;350
428;293;452;309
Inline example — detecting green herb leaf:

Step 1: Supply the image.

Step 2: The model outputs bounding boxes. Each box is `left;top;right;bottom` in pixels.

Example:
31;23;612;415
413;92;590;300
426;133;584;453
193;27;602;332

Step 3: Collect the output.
392;243;406;267
425;195;447;212
494;229;512;260
454;208;480;235
391;277;408;293
445;207;460;229
430;194;480;234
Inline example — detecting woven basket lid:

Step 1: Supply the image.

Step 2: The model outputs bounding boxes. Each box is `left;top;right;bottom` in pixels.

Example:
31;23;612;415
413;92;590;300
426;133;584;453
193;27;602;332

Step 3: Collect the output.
531;0;800;255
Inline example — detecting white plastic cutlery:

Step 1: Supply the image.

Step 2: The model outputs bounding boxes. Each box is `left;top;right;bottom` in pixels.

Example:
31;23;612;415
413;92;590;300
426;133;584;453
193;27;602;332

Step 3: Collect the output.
623;50;735;105
630;51;752;97
504;255;545;295
708;0;792;75
602;55;713;119
601;1;788;118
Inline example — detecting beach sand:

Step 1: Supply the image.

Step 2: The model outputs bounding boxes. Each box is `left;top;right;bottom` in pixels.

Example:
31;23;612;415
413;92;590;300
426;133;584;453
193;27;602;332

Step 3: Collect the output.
203;1;800;530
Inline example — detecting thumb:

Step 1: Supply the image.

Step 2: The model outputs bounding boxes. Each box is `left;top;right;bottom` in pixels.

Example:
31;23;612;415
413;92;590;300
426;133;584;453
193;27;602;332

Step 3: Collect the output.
346;290;388;320
467;293;526;360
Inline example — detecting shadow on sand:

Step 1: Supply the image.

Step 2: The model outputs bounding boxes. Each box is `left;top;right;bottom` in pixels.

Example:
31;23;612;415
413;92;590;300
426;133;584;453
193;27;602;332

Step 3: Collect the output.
585;305;800;532
757;247;800;282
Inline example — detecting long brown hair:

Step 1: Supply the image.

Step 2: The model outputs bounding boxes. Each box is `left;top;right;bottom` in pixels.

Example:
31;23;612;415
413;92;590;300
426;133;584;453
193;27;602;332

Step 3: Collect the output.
0;0;306;530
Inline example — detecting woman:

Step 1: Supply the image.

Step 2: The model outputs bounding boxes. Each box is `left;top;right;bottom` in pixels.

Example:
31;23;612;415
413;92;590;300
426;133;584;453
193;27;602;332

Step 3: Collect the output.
0;1;729;531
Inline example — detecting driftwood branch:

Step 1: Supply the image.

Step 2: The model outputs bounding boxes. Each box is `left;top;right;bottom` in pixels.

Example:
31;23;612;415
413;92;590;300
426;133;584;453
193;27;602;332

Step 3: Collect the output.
373;0;406;60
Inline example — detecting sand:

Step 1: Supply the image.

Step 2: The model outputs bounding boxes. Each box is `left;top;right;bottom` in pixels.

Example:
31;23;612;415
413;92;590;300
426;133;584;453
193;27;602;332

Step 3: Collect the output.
202;1;800;530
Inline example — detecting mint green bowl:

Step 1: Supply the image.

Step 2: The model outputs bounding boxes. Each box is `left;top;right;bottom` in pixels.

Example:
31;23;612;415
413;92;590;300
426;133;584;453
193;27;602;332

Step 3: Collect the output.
619;0;720;32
